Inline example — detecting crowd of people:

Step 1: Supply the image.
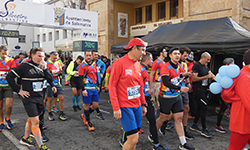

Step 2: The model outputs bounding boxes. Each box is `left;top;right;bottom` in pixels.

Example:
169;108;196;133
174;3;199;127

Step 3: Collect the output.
0;38;250;150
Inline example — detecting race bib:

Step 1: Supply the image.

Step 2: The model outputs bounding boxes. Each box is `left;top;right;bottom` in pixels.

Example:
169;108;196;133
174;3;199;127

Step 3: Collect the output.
127;85;141;100
43;80;47;88
202;79;208;86
145;82;149;92
33;82;43;92
171;77;179;85
0;71;7;79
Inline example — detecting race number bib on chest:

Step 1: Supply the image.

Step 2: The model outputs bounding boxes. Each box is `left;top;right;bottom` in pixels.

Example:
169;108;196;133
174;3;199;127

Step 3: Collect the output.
33;82;43;92
127;85;141;100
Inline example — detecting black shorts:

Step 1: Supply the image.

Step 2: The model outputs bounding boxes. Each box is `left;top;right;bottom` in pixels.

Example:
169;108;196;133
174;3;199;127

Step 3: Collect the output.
70;78;81;90
21;97;44;117
0;87;13;100
180;92;189;105
158;95;183;115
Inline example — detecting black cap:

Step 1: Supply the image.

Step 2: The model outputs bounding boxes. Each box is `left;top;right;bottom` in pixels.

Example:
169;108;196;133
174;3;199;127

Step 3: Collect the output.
168;47;180;55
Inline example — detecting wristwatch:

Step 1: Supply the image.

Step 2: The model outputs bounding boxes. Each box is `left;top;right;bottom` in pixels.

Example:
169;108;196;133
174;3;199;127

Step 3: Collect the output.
142;103;148;107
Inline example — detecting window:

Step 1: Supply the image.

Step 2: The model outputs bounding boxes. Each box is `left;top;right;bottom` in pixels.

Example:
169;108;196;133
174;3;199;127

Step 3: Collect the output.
135;7;142;24
146;5;152;22
158;2;166;20
18;35;26;43
42;33;46;42
170;0;178;17
63;29;67;39
49;32;52;41
37;35;40;42
55;31;59;40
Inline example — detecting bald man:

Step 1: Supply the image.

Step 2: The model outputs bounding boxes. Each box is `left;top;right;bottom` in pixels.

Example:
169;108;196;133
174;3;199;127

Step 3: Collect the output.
190;52;215;138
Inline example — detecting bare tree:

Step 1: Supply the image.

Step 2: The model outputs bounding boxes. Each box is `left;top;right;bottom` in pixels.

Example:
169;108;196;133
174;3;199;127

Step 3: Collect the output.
63;0;86;10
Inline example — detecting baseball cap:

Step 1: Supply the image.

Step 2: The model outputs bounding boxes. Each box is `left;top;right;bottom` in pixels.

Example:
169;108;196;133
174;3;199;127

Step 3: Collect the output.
186;51;194;62
123;38;147;50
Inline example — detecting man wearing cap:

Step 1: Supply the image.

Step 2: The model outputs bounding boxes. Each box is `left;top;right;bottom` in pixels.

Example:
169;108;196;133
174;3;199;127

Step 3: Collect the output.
156;47;196;150
109;38;147;150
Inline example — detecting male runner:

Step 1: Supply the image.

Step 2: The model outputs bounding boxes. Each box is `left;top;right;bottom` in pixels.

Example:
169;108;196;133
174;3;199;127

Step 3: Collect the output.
46;51;67;121
7;47;55;150
156;47;195;150
79;50;99;131
67;55;84;111
0;45;16;131
92;50;106;120
109;38;147;150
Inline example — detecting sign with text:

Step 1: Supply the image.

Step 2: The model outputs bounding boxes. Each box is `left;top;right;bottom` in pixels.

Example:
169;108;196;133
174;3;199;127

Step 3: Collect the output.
73;41;98;52
0;29;19;37
0;0;98;30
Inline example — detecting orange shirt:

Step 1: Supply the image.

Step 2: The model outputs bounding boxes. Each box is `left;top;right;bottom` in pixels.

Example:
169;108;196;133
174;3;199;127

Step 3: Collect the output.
109;54;146;111
221;66;250;134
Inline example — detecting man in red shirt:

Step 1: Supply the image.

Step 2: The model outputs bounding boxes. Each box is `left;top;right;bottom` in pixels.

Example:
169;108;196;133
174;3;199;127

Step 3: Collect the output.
221;49;250;150
109;38;147;150
149;47;167;113
0;45;16;131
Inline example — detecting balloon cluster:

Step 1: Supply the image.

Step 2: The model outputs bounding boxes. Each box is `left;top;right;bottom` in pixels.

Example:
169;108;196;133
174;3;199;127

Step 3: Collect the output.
209;64;240;94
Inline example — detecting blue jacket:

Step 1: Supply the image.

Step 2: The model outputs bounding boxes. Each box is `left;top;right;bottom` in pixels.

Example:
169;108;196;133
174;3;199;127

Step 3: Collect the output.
95;59;106;84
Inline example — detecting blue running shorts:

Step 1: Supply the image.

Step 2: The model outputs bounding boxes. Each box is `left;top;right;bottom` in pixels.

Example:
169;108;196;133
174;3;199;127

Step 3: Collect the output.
81;89;99;104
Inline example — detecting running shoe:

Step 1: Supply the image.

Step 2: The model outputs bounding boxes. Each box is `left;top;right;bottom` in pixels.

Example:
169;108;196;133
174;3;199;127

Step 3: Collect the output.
214;125;226;133
52;106;59;113
88;122;95;131
76;105;81;110
148;135;154;144
96;112;105;120
20;136;36;146
41;122;48;130
80;114;88;125
139;128;144;134
42;133;49;142
5;118;13;130
58;112;67;121
188;115;195;119
72;106;77;112
159;124;166;135
179;143;196;150
119;138;125;147
48;113;54;121
190;124;201;133
185;131;194;140
153;144;169;150
200;128;213;138
165;122;174;130
40;143;51;150
0;123;4;131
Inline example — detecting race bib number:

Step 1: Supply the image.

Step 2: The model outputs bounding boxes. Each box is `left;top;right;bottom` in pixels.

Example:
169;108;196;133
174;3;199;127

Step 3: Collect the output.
202;79;208;86
171;77;179;85
43;80;47;88
33;82;43;92
127;85;141;100
145;82;149;92
0;71;7;79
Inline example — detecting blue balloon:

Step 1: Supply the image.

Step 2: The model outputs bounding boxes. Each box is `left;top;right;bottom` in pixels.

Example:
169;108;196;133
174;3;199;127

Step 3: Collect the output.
215;73;222;82
226;64;240;78
209;82;222;94
218;65;228;77
220;76;233;89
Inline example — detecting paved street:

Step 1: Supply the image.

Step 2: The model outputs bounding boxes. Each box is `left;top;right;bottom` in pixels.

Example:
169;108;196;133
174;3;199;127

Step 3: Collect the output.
0;83;248;150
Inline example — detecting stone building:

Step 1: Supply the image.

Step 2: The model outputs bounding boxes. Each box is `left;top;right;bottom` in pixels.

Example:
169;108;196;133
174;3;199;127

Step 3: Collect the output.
86;0;250;57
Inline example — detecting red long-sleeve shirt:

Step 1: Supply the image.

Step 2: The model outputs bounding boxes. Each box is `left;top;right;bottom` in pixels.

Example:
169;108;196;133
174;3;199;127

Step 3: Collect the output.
109;54;146;111
221;66;250;134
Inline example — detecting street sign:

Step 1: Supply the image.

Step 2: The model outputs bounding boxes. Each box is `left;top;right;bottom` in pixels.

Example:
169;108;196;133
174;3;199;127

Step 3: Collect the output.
0;29;19;38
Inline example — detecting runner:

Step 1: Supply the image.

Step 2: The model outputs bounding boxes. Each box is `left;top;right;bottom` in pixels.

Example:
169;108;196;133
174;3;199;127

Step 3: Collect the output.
46;51;67;121
6;47;55;150
66;55;84;112
79;50;99;131
190;52;215;138
92;50;106;120
109;38;147;150
156;47;195;150
141;52;168;150
0;45;16;131
149;46;167;114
